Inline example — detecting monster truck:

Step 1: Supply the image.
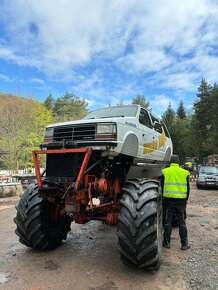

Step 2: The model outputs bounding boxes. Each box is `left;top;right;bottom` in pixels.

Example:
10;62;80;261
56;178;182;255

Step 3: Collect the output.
14;104;173;269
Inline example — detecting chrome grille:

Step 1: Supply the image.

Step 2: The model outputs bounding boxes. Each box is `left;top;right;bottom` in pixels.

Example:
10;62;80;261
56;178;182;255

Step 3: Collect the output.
53;124;96;141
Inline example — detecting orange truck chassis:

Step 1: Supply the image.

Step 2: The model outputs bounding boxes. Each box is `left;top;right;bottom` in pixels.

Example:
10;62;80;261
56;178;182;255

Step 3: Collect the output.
32;148;120;225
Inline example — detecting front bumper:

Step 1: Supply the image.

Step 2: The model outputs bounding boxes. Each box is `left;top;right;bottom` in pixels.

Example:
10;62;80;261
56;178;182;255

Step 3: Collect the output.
40;140;118;150
197;181;218;188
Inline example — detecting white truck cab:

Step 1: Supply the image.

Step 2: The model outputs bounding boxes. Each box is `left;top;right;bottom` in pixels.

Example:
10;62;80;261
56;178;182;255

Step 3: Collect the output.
43;104;173;178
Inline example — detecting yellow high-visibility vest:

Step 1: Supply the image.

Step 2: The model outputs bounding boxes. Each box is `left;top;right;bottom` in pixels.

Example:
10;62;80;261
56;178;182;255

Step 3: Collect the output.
162;163;189;199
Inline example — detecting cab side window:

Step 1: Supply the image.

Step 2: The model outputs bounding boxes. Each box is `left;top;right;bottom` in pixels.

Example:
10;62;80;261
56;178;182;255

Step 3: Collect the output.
160;120;170;137
139;109;152;127
150;114;163;133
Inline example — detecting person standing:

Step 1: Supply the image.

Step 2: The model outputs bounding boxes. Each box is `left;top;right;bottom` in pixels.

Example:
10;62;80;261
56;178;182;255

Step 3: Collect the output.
161;155;190;250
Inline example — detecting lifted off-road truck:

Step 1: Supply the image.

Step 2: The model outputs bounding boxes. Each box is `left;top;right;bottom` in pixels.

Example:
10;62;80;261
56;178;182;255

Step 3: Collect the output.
14;104;173;269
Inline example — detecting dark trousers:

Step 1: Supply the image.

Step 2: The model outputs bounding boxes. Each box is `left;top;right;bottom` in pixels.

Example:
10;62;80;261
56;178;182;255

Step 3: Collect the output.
163;204;188;246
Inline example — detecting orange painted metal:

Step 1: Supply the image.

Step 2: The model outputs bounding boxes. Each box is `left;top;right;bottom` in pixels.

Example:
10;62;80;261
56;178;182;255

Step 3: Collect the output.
74;148;92;190
73;211;118;225
34;148;88;155
32;146;122;226
88;183;93;209
32;147;92;189
32;151;42;188
98;178;108;193
74;215;90;224
105;212;118;225
112;177;120;195
76;190;86;204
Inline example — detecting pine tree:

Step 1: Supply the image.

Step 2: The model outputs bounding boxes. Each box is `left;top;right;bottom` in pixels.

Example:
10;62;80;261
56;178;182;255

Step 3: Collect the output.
194;79;214;158
44;94;54;111
177;100;186;120
196;79;212;98
211;84;218;154
162;103;175;127
53;92;88;122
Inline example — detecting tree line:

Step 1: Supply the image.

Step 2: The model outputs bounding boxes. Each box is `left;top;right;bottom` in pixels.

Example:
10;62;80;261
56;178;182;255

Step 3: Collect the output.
0;94;52;172
0;79;217;172
162;80;218;162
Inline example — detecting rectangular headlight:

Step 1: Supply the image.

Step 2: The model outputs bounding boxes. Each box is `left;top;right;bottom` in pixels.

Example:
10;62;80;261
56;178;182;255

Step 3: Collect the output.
44;128;54;143
96;123;117;140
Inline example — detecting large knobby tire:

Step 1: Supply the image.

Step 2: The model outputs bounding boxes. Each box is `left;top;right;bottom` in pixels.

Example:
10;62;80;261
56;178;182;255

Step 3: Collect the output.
14;186;71;249
117;179;162;269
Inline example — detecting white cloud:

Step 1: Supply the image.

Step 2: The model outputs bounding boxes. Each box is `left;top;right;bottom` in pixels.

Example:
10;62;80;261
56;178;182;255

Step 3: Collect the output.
32;86;46;90
192;54;218;83
160;72;199;90
117;49;174;73
150;94;176;116
0;73;14;82
29;78;45;84
69;75;141;110
0;0;217;98
0;0;134;74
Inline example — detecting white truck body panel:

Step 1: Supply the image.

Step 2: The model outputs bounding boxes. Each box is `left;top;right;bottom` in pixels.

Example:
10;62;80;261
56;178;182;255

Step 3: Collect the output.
44;105;173;177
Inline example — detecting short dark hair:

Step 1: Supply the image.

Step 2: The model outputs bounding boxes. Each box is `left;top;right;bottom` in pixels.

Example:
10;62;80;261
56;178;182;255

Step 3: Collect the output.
170;154;180;164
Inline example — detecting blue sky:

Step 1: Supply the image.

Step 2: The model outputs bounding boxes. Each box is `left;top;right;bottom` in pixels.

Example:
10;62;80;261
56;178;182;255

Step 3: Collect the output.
0;0;218;116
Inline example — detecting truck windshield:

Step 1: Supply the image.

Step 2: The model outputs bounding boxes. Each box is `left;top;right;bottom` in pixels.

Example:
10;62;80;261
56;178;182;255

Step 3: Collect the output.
83;106;138;119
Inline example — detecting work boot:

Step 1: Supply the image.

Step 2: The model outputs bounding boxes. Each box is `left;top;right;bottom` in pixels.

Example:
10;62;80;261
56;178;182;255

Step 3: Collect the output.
181;244;190;250
162;241;170;249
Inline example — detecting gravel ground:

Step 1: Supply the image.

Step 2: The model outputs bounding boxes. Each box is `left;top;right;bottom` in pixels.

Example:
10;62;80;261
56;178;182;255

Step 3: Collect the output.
183;186;218;290
0;182;217;290
143;183;217;290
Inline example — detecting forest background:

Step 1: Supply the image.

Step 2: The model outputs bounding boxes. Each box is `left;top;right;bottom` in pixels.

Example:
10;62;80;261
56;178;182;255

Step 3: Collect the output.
0;79;217;172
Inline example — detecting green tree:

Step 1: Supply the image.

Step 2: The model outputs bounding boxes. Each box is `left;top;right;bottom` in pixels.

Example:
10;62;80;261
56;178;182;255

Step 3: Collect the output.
171;117;193;161
19;102;53;170
210;84;218;153
196;79;212;98
161;102;175;134
0;95;52;171
53;92;88;122
162;102;190;161
177;100;186;120
188;114;202;159
132;94;150;110
44;94;54;111
194;79;214;158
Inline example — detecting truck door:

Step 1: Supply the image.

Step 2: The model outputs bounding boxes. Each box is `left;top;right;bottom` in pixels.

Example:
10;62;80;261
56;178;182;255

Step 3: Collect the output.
137;108;157;159
149;113;168;160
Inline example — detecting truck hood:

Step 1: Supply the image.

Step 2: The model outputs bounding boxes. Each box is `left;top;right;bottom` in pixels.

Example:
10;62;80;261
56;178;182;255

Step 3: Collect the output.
46;117;134;128
199;173;218;178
